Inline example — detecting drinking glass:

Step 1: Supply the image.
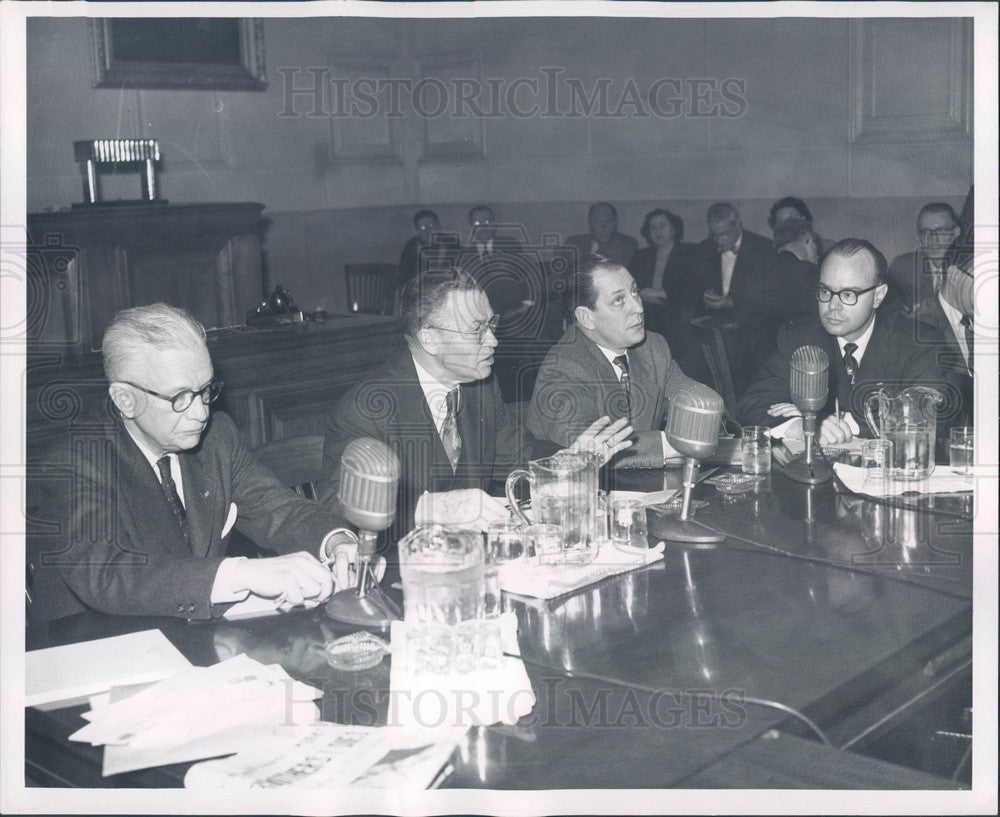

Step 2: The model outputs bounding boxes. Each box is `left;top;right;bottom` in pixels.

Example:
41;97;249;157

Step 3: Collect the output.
526;523;565;566
861;438;893;488
610;498;648;549
949;427;974;475
741;426;772;475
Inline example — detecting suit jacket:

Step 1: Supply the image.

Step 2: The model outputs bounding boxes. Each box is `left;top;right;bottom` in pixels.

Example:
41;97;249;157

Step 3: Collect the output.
913;294;974;426
737;310;952;437
29;410;343;622
694;229;781;328
527;328;698;468
459;238;542;320
627;243;702;316
887;250;941;312
320;351;535;540
772;250;820;322
567;231;639;265
397;236;460;287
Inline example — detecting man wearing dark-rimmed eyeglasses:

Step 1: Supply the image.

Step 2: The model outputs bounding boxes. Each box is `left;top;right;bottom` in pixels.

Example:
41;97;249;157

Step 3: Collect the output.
28;303;364;622
738;239;953;446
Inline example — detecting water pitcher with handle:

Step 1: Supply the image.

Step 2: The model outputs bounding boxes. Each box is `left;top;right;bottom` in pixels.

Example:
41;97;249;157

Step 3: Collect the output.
863;386;943;481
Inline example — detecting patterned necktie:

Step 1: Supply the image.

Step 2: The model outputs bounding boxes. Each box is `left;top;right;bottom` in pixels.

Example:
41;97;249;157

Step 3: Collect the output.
156;455;190;547
613;354;632;420
960;314;974;372
842;342;859;386
441;387;462;470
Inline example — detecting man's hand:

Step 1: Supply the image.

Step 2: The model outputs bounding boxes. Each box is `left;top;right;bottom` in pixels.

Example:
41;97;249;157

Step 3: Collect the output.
414;488;509;531
781;415;854;445
766;402;804;419
703;290;733;310
569;416;633;464
322;534;387;594
229;552;334;609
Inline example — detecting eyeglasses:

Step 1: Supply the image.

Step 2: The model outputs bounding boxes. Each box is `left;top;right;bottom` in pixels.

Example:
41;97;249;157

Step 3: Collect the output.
918;227;957;240
426;314;500;343
121;379;224;412
816;284;880;305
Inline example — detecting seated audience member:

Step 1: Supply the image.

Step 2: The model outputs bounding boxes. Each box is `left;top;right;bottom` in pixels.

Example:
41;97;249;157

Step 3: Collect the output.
397;209;456;287
696;202;782;394
886;202;961;311
320;271;632;541
738;239;950;445
29;304;360;622
527;258;700;468
772;216;821;321
567;202;639;265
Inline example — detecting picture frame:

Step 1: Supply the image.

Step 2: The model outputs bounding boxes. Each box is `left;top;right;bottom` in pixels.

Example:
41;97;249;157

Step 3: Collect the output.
90;18;266;91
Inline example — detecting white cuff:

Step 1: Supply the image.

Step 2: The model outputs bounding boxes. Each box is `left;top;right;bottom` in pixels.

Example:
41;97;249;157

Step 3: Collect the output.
211;557;251;604
769;418;800;440
319;528;358;565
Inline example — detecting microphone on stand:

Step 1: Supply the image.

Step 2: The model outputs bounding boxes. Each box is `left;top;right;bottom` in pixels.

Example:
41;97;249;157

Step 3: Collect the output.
652;383;725;544
783;346;834;484
326;437;403;627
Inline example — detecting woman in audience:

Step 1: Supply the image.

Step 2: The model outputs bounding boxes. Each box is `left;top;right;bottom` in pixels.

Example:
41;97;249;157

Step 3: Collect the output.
768;196;825;253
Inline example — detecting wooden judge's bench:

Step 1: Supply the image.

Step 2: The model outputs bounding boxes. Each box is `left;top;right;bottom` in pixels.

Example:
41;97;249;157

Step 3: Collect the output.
25;202;404;460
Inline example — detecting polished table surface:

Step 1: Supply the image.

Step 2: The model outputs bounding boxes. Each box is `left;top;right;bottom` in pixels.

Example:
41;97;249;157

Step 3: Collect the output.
25;466;972;790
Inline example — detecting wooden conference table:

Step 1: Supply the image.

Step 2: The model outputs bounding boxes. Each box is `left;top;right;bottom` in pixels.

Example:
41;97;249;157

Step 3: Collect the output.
25;468;973;790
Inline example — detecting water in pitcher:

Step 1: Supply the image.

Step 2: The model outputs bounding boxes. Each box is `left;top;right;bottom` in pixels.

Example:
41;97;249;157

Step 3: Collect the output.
884;428;933;481
534;483;595;564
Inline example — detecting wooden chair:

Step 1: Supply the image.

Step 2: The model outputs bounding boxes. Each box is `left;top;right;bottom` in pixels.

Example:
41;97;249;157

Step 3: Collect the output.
252;434;325;500
689;315;739;418
344;263;396;315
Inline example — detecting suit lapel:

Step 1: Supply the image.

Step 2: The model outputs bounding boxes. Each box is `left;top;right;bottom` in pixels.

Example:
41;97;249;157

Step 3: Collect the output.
395;354;457;489
179;453;221;557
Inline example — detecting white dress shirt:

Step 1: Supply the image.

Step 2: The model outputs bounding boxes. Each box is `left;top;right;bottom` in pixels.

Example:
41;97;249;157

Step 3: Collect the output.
938;291;971;369
719;235;741;296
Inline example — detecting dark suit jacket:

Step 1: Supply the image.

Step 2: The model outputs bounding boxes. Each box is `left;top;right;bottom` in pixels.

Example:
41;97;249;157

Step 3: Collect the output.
397;236;460;287
320;352;535;540
913;294;974;426
627;243;701;316
29;410;343;622
737;310;952;438
773;250;820;322
567;231;639;265
527;328;698;468
887;250;942;312
694;229;781;328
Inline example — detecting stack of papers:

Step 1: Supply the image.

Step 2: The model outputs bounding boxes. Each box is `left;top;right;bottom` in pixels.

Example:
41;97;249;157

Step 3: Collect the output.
832;463;982;497
70;654;322;776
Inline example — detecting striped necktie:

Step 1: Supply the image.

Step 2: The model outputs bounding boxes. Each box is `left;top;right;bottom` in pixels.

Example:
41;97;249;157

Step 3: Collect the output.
842;342;859;386
960;314;974;372
441;387;462;470
156;455;191;547
613;354;632;420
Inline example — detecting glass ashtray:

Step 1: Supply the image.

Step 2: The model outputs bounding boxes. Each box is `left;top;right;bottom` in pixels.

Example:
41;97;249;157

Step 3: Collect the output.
322;631;391;671
704;473;763;494
647;497;709;515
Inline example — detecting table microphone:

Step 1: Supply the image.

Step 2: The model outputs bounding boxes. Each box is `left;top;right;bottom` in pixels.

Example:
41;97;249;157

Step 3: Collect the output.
326;437;403;627
783;345;834;484
652;383;725;544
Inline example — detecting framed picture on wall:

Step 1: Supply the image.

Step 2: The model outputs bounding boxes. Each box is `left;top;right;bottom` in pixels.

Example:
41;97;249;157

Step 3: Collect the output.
90;18;266;91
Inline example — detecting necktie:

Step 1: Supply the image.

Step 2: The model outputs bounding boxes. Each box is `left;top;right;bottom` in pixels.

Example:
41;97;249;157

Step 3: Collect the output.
613;354;632;420
156;455;190;547
960;314;974;372
842;342;859;386
441;387;462;470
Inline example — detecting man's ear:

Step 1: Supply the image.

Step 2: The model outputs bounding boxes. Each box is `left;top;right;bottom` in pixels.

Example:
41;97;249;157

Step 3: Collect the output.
108;383;136;418
872;281;889;310
575;305;595;330
415;326;439;356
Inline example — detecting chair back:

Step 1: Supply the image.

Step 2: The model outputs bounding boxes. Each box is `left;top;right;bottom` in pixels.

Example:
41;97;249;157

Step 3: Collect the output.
689;316;739;417
252;435;325;500
344;263;396;315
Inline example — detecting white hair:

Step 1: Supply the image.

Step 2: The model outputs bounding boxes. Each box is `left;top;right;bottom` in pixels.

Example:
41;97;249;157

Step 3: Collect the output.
102;303;207;381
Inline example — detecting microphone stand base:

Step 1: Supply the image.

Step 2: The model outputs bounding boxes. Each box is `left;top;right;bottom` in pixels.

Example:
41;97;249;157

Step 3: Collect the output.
325;585;401;629
653;516;725;544
783;458;833;484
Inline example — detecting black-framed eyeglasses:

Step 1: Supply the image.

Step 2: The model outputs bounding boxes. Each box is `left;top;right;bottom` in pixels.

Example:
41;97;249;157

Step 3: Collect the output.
918;227;957;240
121;379;224;412
816;284;880;306
426;314;500;343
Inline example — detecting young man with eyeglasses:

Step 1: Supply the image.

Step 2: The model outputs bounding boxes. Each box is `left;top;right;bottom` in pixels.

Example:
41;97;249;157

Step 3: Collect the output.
737;239;951;445
29;303;362;621
320;271;632;542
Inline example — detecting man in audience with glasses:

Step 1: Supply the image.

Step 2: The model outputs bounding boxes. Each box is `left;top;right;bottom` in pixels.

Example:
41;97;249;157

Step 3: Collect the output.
886;202;961;312
320;271;632;542
738;239;950;445
28;303;361;622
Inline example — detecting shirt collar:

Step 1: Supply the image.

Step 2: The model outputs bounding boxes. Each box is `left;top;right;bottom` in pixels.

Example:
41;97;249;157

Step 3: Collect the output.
722;235;742;256
412;354;456;427
835;312;877;362
937;289;965;330
124;424;169;471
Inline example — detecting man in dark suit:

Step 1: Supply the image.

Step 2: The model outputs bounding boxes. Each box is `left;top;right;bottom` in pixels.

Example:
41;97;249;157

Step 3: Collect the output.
528;258;700;468
396;209;457;287
29;304;358;622
567;202;639;265
696;202;782;395
772;217;821;322
320;271;631;540
738;239;950;444
886;202;961;312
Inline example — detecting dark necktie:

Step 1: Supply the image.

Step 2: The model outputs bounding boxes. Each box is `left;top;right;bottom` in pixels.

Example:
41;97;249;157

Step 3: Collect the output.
960;314;974;372
613;354;632;420
842;342;859;386
156;455;190;547
441;387;462;470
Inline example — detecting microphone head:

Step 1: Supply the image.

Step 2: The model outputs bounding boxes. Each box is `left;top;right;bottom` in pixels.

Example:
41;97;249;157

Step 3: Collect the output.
338;437;401;533
790;345;830;413
665;384;725;460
